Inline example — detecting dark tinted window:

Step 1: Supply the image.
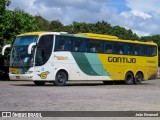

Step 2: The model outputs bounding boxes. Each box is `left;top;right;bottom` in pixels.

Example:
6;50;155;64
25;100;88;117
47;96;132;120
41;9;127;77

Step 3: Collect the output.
35;35;53;66
88;40;102;53
72;38;86;52
112;43;123;54
104;41;113;53
141;45;149;56
103;41;157;57
54;35;157;57
148;45;157;56
54;36;71;51
133;44;141;55
123;44;133;55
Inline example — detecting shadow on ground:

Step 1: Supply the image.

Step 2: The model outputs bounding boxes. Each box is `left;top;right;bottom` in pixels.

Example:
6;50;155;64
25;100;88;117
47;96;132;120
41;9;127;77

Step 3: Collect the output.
8;80;152;87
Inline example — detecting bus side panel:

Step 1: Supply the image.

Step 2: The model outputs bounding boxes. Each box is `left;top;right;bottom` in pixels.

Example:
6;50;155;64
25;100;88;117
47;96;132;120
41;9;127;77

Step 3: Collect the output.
97;54;123;80
53;52;87;81
147;66;157;80
97;54;156;81
53;52;158;81
70;52;111;80
147;56;158;80
53;52;112;81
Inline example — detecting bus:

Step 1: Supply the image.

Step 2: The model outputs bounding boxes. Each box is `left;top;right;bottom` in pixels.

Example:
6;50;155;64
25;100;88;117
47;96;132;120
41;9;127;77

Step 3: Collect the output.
2;32;158;86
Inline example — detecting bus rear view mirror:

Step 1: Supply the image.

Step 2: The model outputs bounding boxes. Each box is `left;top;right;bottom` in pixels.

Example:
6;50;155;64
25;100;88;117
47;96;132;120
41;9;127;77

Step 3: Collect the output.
28;42;36;54
2;44;11;55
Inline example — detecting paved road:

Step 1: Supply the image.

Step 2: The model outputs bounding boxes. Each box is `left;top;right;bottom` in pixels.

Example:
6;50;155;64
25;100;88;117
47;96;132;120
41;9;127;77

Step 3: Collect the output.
0;79;160;119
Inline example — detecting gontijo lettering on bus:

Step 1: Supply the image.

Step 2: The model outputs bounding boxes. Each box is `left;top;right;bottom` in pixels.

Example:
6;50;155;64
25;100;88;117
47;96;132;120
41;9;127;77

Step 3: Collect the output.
108;57;136;63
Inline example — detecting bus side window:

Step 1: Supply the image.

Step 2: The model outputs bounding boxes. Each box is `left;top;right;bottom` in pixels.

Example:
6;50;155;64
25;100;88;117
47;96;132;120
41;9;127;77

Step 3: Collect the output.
119;45;123;54
36;35;53;66
35;48;44;65
104;42;112;54
55;36;69;51
123;44;132;55
133;45;140;56
113;43;123;54
88;40;102;53
149;45;157;56
141;45;149;56
72;38;86;52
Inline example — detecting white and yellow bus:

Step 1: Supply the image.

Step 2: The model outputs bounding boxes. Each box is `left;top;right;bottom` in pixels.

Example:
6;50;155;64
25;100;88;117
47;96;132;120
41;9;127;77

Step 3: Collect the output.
2;32;158;86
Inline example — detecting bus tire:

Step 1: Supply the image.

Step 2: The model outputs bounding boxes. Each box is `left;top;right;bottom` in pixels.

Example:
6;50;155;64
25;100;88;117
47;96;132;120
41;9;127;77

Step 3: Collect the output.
34;81;45;86
55;71;67;86
125;72;133;85
134;72;143;84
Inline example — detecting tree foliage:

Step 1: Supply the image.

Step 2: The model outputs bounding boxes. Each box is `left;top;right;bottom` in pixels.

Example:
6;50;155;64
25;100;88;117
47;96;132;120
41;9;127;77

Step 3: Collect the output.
0;0;10;15
141;35;160;45
35;18;140;40
0;1;38;60
0;9;38;57
34;15;50;31
2;10;38;44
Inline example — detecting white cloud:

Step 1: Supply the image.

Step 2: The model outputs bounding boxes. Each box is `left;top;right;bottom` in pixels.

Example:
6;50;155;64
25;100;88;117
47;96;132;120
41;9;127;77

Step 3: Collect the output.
9;0;111;23
8;0;160;36
133;30;150;36
126;0;160;13
131;10;152;19
118;0;160;36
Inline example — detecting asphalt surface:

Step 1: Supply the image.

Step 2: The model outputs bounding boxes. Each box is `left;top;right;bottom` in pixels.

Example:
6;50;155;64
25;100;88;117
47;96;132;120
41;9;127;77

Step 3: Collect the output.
0;79;160;120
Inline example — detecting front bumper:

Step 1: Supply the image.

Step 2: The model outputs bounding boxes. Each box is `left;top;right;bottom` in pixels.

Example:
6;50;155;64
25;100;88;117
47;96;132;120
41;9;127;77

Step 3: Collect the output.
9;73;33;80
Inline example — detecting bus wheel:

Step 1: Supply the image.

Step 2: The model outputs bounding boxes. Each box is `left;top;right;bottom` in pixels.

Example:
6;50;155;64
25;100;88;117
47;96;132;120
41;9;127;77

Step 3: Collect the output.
55;71;67;86
134;72;143;84
125;72;133;85
34;81;45;86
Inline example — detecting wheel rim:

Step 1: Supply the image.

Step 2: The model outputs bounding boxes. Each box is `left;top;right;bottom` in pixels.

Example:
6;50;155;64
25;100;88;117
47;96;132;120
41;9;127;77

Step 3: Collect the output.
135;73;142;83
126;73;133;82
125;72;134;85
57;74;65;83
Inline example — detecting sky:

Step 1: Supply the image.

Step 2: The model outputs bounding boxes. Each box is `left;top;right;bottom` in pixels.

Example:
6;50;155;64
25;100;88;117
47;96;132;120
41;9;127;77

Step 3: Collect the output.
8;0;160;37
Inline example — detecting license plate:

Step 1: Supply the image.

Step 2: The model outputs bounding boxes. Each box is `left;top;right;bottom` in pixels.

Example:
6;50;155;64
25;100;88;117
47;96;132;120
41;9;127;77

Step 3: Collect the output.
16;76;20;79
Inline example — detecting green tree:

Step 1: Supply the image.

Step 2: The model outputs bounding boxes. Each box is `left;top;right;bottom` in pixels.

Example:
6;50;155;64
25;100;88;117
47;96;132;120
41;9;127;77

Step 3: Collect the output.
50;20;63;32
0;1;38;66
34;15;50;31
0;9;38;51
111;26;139;40
70;21;140;40
0;0;10;16
0;0;11;46
141;35;160;44
93;21;112;34
72;22;89;33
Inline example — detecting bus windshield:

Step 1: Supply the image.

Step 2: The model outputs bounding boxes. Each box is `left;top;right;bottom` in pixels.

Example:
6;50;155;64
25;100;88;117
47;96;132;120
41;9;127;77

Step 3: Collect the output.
10;46;35;68
10;36;37;68
14;36;37;46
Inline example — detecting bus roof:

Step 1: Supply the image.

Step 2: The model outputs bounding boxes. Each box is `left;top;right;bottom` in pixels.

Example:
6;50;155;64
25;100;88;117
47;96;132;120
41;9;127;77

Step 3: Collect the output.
77;33;157;46
17;32;59;36
17;32;157;46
